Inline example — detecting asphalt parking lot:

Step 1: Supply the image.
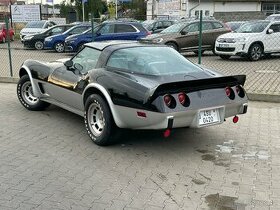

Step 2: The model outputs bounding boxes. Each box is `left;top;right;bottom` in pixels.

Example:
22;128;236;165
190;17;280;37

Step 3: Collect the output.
1;82;280;209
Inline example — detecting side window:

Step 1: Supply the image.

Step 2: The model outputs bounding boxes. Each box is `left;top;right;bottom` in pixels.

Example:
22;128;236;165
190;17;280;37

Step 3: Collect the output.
70;26;88;35
71;47;101;74
202;22;213;31
182;23;199;33
163;21;172;28
270;24;280;32
51;27;63;34
98;24;114;34
154;22;163;29
212;22;224;29
115;24;136;33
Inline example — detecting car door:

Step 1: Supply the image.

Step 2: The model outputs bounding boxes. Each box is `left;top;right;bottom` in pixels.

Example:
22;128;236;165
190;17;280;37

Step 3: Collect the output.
94;24;115;41
47;46;101;110
265;23;280;52
114;23;138;40
201;21;215;50
177;22;199;51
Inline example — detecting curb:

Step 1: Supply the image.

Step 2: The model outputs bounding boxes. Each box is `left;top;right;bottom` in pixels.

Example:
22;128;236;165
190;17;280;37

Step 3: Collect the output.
1;77;280;103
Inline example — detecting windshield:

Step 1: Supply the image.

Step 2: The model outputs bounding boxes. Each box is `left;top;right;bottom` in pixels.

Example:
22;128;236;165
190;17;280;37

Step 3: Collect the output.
235;21;270;33
106;46;203;76
160;22;185;33
25;21;45;28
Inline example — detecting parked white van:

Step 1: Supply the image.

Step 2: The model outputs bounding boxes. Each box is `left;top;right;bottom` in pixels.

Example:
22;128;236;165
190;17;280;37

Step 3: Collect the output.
20;20;56;41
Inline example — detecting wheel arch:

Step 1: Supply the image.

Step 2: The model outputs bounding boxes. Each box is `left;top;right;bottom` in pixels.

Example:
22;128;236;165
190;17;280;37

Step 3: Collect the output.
82;84;124;128
249;41;264;52
165;41;179;51
19;66;41;97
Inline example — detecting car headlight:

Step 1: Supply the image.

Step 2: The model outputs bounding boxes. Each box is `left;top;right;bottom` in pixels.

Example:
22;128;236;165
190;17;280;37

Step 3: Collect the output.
152;38;163;43
24;36;34;40
45;37;52;42
234;37;247;42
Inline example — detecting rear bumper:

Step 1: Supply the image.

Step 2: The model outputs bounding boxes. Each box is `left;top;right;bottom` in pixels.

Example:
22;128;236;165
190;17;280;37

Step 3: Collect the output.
113;101;248;130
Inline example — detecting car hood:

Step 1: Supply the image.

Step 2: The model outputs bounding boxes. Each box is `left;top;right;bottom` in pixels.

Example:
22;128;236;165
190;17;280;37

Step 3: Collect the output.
218;32;260;39
20;28;46;35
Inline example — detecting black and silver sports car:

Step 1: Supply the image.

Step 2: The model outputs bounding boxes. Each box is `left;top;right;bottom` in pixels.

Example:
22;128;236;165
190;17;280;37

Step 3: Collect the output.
17;40;248;146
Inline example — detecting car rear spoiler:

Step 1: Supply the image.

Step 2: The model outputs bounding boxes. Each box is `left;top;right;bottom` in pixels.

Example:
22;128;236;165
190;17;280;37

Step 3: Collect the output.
148;75;246;102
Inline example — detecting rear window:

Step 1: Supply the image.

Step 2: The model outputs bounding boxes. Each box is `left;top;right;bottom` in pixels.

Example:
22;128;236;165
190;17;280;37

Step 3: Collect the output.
212;22;224;29
106;46;202;75
115;24;136;33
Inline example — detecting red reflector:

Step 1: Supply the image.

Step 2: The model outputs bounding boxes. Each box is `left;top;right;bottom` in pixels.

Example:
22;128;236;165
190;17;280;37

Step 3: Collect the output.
164;95;172;107
147;31;152;35
178;92;186;104
225;87;231;97
137;111;146;118
233;116;239;123
163;129;171;138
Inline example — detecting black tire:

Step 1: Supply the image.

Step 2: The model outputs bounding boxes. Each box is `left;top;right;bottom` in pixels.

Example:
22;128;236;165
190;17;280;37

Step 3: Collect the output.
166;42;178;51
193;50;205;55
17;75;50;111
34;40;44;50
11;35;14;41
84;94;119;146
248;43;263;61
220;55;231;60
54;42;65;53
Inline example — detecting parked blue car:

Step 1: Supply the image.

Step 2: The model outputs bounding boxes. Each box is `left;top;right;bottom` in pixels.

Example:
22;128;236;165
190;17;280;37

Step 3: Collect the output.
44;24;91;52
65;21;150;52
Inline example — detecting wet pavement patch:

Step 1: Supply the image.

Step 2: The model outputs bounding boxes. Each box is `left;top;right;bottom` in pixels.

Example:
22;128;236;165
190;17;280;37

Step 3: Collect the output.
205;193;246;210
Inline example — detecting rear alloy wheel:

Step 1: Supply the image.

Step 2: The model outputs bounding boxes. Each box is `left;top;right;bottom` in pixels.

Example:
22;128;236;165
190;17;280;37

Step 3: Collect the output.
84;94;118;146
220;55;231;60
34;40;44;50
55;42;65;53
166;42;178;51
248;43;263;61
17;75;50;111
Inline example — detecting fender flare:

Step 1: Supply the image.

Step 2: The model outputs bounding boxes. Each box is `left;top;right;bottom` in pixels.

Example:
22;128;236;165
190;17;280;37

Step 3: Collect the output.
19;65;42;97
82;83;125;128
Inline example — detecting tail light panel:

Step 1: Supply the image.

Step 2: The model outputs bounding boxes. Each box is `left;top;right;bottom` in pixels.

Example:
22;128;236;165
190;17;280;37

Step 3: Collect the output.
225;87;235;100
178;92;190;107
236;85;245;98
163;94;176;109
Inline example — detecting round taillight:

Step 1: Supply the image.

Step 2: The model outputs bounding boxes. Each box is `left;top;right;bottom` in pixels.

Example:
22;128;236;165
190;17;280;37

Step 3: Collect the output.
225;87;235;100
236;85;245;98
225;87;231;97
164;95;172;107
233;116;239;123
178;92;186;104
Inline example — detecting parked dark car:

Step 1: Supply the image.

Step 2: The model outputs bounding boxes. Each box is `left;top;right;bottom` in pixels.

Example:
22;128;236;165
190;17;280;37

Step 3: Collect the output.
142;19;175;33
44;24;91;52
17;40;248;146
64;21;149;52
141;20;231;54
22;24;74;50
0;22;14;43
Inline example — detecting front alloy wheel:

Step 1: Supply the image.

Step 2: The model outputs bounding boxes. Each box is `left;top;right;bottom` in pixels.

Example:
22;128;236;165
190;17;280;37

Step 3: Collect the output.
55;42;65;53
84;94;118;146
248;43;263;61
17;75;50;111
34;41;44;50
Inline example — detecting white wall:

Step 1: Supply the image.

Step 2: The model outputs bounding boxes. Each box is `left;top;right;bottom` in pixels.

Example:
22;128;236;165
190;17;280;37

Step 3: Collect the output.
214;2;261;12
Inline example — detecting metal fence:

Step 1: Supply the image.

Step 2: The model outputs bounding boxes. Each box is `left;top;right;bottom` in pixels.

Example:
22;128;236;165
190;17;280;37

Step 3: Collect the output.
1;12;280;97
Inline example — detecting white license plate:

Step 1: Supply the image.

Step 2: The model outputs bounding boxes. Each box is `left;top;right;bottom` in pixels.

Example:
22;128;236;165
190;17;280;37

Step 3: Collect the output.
219;44;229;48
198;108;220;126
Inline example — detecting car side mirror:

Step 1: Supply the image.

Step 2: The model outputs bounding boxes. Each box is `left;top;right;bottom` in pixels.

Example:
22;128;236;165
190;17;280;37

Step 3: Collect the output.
267;29;274;34
64;60;73;68
180;31;187;35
